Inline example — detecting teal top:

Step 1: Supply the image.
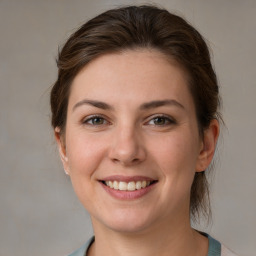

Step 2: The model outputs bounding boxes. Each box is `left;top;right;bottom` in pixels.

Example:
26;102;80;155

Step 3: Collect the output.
69;233;221;256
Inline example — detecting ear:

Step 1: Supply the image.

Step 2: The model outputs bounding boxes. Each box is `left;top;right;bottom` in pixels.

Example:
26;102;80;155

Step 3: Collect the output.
196;119;220;172
54;127;70;175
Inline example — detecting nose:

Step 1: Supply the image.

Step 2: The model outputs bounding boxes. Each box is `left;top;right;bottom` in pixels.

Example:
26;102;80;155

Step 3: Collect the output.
108;125;146;166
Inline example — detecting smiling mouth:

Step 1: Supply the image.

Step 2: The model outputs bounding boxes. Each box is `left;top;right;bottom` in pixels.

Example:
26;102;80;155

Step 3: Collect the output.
101;180;157;191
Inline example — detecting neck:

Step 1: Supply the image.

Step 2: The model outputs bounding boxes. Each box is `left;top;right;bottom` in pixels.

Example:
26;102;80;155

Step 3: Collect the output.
88;215;208;256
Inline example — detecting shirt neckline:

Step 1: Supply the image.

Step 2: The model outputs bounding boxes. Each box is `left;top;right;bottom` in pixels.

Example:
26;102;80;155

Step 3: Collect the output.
69;233;221;256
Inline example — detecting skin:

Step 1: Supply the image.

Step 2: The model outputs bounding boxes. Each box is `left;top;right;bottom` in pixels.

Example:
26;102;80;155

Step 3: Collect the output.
55;49;219;256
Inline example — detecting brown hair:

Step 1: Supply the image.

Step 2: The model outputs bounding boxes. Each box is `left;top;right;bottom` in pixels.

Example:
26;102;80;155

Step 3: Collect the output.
51;5;221;221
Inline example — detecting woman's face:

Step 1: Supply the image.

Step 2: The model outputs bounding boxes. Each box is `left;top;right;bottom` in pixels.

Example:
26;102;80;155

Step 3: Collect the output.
56;49;216;233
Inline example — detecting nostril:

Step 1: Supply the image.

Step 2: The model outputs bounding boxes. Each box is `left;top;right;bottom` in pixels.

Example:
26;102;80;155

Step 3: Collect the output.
112;157;141;165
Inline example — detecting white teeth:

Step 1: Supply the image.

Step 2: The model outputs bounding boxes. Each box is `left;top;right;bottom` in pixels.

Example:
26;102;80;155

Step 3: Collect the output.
119;181;127;191
141;181;147;188
127;181;135;191
104;180;152;191
109;181;113;188
135;181;141;190
113;181;119;190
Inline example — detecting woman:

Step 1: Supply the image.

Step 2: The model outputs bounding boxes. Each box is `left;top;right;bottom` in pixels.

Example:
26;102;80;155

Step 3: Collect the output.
51;5;238;256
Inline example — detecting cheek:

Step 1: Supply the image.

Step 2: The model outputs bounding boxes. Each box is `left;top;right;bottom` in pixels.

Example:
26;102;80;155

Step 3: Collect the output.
152;133;198;166
65;132;107;176
65;133;108;210
149;131;199;185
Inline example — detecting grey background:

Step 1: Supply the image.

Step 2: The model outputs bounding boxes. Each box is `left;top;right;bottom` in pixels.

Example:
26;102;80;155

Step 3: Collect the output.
0;0;255;255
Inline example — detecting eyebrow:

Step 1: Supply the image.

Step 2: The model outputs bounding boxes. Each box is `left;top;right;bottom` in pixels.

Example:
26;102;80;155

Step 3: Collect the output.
139;99;184;110
73;99;114;112
72;99;184;112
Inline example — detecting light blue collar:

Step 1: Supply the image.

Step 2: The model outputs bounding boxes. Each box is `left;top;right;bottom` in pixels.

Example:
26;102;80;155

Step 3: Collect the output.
68;233;221;256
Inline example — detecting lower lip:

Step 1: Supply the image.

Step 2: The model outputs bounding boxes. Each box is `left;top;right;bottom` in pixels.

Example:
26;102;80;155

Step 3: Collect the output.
100;182;157;200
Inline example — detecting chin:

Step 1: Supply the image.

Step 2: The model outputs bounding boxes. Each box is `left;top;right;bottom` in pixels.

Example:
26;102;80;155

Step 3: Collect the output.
108;219;153;234
93;207;157;234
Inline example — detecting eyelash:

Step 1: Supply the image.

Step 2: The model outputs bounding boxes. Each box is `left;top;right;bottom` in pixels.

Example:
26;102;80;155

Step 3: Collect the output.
81;114;176;127
82;115;110;126
145;115;176;126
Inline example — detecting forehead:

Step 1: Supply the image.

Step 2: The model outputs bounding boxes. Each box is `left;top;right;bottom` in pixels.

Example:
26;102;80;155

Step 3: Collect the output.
68;49;193;110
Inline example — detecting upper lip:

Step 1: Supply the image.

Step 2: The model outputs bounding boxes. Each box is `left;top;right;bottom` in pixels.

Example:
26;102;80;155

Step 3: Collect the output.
99;175;157;182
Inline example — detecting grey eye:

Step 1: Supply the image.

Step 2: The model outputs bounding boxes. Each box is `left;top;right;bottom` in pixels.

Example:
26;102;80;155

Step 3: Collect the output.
83;116;107;125
90;117;105;125
148;116;173;126
153;117;168;125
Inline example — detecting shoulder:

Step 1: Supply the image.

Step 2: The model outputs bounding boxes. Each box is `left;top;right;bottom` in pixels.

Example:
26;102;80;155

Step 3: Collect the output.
68;237;94;256
221;244;239;256
201;232;239;256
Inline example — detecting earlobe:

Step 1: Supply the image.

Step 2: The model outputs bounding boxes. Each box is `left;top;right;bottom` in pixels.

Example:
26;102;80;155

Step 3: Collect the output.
196;119;219;172
54;127;70;175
